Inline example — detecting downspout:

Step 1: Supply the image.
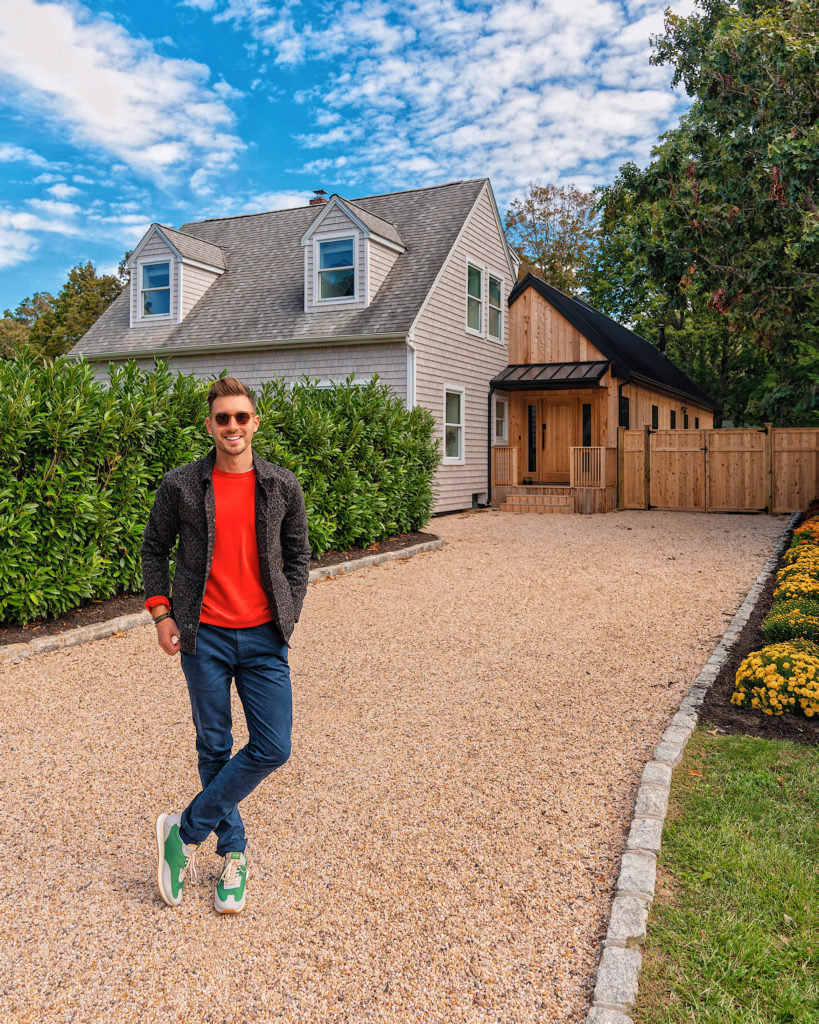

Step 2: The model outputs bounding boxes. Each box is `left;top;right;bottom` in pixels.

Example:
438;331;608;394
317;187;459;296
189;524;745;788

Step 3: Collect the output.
405;335;416;409
487;384;495;507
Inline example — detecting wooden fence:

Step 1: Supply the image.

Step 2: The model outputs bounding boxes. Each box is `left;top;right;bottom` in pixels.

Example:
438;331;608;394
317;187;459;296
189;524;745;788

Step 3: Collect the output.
619;426;818;514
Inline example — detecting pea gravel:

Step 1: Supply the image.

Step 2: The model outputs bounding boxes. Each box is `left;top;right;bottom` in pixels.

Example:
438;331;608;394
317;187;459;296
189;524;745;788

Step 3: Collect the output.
1;510;784;1024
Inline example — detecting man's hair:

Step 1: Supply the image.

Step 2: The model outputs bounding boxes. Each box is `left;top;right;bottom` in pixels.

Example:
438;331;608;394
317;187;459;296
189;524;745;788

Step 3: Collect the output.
207;376;257;413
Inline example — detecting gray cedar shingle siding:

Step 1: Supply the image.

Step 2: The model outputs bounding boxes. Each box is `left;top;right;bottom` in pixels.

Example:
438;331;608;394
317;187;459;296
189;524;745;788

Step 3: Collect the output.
72;179;487;359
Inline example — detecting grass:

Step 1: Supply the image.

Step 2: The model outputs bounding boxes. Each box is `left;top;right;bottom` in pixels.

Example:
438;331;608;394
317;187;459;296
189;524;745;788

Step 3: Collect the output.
633;727;819;1024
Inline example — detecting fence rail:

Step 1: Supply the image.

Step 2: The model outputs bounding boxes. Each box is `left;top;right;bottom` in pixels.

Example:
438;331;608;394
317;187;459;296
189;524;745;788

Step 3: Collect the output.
570;446;605;487
619;426;818;514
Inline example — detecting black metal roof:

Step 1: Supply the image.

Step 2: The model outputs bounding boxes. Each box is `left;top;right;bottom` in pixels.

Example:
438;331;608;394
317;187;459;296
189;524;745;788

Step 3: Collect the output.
508;274;716;410
491;361;609;389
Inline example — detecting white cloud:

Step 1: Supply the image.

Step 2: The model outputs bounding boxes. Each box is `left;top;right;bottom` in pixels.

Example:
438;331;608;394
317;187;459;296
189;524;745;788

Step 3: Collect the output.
0;144;50;167
47;183;82;199
0;223;37;269
0;0;245;189
201;0;689;197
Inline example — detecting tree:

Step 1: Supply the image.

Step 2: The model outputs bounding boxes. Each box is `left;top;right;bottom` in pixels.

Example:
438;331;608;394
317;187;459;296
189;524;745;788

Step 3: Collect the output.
1;260;126;362
0;292;56;360
504;183;598;293
597;0;818;425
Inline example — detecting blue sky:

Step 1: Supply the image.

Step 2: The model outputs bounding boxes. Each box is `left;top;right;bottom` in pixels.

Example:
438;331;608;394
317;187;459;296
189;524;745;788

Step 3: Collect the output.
0;0;694;313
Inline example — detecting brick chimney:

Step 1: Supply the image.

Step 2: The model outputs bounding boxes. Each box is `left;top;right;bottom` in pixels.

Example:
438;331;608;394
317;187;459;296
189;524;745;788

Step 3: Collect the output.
309;189;328;207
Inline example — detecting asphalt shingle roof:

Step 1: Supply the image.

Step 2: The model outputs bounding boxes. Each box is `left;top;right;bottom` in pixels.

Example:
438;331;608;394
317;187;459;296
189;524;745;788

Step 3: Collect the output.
72;179;486;358
508;274;716;409
154;225;226;270
335;200;405;248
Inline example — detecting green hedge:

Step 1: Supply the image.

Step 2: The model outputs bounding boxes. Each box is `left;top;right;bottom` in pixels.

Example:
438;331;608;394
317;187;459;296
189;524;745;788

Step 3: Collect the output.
0;353;439;625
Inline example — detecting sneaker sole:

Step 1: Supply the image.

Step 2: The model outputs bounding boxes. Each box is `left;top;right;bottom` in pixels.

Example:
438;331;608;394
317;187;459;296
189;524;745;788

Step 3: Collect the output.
155;814;177;908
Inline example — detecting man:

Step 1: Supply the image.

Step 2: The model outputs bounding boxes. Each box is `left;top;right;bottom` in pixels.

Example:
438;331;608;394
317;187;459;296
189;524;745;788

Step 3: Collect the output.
142;376;310;913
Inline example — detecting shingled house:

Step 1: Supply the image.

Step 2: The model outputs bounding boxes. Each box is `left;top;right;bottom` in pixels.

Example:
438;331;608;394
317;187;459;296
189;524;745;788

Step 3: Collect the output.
489;274;716;513
70;179;518;513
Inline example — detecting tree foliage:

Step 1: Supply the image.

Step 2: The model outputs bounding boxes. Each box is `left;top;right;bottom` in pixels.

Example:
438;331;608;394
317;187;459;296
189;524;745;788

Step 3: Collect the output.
504;183;598;292
2;261;124;361
593;0;818;425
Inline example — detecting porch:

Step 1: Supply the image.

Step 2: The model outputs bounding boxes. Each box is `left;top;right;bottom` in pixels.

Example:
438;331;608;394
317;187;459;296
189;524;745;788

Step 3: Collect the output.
489;365;618;514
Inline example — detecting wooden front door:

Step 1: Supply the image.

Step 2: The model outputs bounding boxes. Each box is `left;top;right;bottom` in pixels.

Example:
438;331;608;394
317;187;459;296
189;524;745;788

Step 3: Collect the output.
525;398;578;482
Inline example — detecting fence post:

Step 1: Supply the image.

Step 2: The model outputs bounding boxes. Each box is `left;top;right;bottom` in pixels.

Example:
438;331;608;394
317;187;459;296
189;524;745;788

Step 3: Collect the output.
617;427;625;509
764;423;773;513
643;425;651;510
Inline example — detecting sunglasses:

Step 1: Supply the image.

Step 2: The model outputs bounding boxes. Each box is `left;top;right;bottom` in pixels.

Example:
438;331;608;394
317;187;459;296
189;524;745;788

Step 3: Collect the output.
213;411;254;426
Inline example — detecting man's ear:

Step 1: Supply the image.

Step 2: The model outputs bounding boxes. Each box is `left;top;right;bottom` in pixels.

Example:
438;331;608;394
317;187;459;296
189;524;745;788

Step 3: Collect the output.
205;417;214;437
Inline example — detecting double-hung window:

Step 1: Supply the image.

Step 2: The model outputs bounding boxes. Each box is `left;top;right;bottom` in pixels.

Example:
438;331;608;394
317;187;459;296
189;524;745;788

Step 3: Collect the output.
467;264;482;332
444;387;465;462
318;238;355;300
488;275;502;339
142;262;170;316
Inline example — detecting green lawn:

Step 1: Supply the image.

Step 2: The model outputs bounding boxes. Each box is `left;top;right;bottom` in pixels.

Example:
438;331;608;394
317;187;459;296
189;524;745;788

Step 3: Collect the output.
633;728;819;1024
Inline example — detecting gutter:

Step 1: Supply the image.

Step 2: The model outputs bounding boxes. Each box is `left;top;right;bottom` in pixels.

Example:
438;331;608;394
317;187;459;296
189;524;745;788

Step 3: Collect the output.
68;331;409;363
487;382;496;507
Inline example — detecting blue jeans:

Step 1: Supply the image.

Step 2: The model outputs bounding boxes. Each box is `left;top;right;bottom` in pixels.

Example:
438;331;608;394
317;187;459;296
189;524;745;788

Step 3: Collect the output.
178;621;292;856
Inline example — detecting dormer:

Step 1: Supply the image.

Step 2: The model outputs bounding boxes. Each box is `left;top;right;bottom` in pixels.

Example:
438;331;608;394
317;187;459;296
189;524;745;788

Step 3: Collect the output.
127;224;226;328
300;196;406;313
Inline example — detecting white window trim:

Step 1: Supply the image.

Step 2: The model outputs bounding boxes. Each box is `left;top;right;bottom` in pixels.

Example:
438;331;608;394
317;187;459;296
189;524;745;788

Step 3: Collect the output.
494;396;508;443
466;261;484;337
313;233;359;306
488;273;504;342
136;259;173;323
443;385;466;465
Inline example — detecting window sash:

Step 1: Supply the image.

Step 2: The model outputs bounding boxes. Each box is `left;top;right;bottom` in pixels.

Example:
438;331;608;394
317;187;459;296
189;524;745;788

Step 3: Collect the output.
488;275;502;339
495;398;507;441
318;239;355;299
444;390;463;460
141;262;170;316
467;265;482;332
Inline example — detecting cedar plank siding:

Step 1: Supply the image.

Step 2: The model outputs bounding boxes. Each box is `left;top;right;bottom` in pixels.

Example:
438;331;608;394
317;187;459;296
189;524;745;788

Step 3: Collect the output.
509;287;602;364
181;263;221;319
304;206;367;313
131;235;177;326
368;238;400;303
412;184;511;512
90;341;407;400
620;381;713;432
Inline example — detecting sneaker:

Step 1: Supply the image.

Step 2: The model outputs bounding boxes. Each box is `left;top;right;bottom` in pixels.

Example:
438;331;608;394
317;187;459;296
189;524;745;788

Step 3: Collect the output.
155;813;199;907
214;852;248;913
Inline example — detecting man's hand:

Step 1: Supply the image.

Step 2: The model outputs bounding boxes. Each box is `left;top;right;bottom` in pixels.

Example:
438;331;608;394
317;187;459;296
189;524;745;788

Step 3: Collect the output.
156;617;182;656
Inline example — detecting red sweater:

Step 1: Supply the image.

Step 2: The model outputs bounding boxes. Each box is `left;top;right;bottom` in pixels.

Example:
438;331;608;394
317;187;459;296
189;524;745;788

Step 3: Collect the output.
146;466;272;629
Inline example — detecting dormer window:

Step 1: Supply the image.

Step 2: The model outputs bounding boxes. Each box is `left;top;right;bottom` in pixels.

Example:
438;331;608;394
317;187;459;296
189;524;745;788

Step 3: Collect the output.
318;237;355;300
142;261;171;316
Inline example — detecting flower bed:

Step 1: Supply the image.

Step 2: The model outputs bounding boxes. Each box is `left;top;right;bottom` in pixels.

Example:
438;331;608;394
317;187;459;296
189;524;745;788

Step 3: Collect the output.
731;503;819;719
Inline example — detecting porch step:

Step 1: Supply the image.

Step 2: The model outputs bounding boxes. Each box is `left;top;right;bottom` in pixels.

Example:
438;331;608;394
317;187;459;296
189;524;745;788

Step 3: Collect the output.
503;494;572;507
504;485;572;496
500;501;573;514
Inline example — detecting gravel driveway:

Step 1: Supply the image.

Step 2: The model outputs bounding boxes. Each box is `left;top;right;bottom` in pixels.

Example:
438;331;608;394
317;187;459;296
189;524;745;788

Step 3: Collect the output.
2;510;783;1024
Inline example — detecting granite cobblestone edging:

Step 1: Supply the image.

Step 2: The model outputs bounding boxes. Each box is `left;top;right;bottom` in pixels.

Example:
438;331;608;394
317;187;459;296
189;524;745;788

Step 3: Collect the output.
585;511;800;1024
0;538;445;665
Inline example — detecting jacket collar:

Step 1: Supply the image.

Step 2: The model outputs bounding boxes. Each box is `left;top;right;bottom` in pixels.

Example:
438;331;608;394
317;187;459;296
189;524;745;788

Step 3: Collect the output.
198;447;277;486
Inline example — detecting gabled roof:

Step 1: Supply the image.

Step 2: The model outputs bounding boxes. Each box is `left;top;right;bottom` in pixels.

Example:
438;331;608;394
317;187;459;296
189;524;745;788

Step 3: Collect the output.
301;196;405;250
72;179;489;359
509;274;715;410
128;224;226;271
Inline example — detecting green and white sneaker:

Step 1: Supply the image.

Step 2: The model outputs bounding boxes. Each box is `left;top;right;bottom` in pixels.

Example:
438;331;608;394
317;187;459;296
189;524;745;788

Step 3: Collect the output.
214;852;248;914
155;813;199;907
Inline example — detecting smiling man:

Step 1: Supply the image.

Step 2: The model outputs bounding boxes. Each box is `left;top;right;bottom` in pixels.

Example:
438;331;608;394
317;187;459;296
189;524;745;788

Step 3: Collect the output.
141;376;310;913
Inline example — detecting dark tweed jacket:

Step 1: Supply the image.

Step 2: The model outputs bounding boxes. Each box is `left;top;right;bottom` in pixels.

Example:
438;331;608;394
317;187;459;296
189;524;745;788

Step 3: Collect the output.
141;448;310;654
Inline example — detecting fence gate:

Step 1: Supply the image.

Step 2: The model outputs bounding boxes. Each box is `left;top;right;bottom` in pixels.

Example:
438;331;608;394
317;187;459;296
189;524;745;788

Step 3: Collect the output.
619;426;818;513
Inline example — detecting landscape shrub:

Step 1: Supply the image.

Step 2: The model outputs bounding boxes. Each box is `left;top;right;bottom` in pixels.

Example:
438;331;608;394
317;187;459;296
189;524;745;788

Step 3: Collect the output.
731;640;819;717
762;598;819;645
0;354;439;625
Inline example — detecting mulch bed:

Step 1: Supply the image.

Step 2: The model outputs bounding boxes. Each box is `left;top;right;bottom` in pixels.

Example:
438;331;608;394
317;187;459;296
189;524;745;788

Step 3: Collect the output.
0;531;437;647
699;514;819;747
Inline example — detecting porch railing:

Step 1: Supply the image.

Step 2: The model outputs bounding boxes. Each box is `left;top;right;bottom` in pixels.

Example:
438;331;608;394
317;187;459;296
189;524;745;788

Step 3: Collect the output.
493;446;519;486
570;446;608;488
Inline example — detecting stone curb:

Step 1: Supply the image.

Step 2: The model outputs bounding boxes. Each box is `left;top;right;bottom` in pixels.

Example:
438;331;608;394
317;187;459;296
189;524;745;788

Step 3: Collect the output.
0;537;445;665
585;511;800;1023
